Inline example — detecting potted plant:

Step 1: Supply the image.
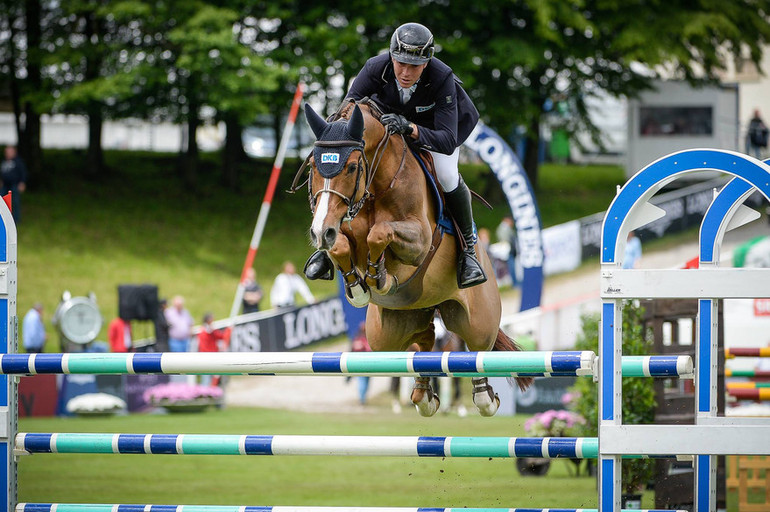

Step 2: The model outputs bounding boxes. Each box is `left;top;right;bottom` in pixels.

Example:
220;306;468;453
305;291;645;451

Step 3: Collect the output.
568;301;656;506
519;408;586;476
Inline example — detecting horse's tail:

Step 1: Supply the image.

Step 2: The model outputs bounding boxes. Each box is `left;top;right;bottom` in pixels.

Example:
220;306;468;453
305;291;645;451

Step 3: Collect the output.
493;328;535;391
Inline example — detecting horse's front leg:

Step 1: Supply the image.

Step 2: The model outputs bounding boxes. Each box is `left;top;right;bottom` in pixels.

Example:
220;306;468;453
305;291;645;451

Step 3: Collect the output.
365;220;429;295
329;235;370;308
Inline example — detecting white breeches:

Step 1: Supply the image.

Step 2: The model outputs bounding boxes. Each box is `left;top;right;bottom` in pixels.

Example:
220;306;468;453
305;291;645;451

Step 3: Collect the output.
429;147;460;192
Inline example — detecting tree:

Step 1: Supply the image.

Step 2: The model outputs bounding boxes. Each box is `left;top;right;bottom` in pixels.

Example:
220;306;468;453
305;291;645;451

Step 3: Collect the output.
2;0;48;180
422;0;770;189
47;0;117;177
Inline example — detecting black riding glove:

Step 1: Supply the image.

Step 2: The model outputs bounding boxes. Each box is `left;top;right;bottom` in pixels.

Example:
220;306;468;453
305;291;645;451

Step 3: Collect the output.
382;113;414;136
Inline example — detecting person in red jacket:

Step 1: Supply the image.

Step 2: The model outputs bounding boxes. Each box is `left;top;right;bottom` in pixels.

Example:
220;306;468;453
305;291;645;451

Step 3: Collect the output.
197;313;230;353
197;313;231;387
108;317;132;353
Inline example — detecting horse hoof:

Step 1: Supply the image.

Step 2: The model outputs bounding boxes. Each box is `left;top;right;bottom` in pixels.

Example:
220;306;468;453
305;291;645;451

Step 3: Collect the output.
413;393;440;417
473;392;500;417
345;283;371;308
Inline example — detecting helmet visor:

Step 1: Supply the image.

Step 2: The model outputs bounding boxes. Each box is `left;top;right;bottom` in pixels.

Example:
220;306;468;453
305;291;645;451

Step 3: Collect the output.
391;33;434;65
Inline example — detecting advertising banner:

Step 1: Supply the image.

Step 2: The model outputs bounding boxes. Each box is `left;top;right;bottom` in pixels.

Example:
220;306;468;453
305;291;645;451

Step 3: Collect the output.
465;123;544;311
227;296;348;352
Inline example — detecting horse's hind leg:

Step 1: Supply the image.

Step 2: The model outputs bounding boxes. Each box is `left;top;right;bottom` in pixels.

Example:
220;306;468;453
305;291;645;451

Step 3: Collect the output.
367;307;439;416
412;376;440;417
407;328;441;417
471;377;500;417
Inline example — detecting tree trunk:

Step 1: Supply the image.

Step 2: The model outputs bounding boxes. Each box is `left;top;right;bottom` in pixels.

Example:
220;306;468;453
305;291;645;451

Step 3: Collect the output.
19;0;43;179
86;104;104;178
84;9;104;177
523;117;541;191
181;100;200;190
272;107;283;157
222;113;246;190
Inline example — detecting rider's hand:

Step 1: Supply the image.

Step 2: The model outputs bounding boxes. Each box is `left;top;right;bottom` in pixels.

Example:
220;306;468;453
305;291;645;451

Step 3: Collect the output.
382;114;414;136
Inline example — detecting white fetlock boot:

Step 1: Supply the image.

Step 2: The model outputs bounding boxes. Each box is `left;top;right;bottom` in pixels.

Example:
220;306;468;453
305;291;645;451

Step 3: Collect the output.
411;377;440;417
472;377;500;417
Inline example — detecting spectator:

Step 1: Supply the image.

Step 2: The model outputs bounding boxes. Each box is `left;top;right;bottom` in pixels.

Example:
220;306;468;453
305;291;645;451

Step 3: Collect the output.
22;303;46;353
1;145;27;224
241;267;263;314
746;109;769;159
108;316;133;353
351;322;372;405
164;295;194;352
270;261;315;308
496;216;518;286
197;312;230;386
623;231;642;269
154;298;170;352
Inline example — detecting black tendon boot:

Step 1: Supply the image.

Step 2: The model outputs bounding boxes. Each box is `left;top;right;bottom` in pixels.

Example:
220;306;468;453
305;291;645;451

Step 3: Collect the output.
443;178;487;288
303;250;334;280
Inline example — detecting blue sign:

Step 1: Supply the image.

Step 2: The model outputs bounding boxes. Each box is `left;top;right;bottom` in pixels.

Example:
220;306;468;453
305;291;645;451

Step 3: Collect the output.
464;123;544;311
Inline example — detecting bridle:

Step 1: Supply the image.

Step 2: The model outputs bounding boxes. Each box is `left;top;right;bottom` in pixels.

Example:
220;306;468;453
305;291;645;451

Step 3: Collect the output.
289;99;409;226
310;138;370;225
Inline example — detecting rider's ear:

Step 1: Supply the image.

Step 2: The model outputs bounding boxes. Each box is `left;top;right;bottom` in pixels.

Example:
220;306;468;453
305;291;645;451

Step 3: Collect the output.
305;103;328;139
348;105;364;141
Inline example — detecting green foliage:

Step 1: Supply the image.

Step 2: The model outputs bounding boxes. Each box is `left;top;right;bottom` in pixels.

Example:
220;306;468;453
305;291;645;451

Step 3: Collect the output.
569;301;657;494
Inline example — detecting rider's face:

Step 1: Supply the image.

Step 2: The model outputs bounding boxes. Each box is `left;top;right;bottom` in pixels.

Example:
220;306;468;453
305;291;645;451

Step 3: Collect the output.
392;58;427;89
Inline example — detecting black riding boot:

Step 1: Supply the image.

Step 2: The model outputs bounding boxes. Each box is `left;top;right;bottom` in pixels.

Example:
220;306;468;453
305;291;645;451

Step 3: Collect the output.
444;178;487;289
303;250;334;280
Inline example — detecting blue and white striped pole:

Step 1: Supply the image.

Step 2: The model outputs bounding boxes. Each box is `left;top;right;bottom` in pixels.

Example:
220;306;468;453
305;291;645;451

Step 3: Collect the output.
15;433;683;459
0;352;692;378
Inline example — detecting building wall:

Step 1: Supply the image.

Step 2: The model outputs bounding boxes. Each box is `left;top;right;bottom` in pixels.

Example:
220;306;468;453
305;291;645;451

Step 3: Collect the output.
626;81;740;176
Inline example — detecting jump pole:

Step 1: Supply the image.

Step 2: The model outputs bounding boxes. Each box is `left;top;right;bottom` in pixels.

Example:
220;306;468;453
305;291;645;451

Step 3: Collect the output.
725;347;770;358
228;82;306;322
14;433;686;459
0;351;693;378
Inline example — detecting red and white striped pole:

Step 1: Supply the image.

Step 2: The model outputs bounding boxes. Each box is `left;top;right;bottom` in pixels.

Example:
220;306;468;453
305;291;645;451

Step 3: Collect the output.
228;82;305;321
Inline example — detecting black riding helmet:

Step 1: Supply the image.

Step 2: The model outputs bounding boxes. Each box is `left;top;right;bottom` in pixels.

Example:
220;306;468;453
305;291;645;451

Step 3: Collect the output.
390;23;434;65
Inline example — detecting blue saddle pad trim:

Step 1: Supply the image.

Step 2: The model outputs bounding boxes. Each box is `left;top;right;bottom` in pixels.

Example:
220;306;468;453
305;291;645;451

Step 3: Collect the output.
409;148;456;236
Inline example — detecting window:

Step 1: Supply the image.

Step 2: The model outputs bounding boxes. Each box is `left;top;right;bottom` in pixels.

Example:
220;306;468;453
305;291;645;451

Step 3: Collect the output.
639;106;713;136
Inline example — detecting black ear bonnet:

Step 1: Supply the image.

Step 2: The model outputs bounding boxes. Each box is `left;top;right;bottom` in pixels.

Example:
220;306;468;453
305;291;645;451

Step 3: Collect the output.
305;104;365;179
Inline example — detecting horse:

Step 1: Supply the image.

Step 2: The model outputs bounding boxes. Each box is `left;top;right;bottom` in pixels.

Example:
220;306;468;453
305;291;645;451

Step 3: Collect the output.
296;99;532;416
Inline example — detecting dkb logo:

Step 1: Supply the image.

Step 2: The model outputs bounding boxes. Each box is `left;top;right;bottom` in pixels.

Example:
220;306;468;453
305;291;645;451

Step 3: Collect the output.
321;153;339;164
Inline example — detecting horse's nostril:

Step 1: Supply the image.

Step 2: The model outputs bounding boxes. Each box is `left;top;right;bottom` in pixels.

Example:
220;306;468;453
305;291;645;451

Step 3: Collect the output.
323;227;337;247
310;231;318;246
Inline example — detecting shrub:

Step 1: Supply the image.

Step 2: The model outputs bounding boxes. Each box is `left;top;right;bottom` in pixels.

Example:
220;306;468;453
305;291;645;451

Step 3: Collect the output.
568;301;656;494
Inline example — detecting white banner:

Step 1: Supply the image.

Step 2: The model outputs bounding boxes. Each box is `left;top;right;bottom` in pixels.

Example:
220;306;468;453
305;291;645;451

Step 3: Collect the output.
542;220;582;276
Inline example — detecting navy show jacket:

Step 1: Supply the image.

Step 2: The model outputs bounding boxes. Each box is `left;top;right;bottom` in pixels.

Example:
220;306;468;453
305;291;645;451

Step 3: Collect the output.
345;53;480;155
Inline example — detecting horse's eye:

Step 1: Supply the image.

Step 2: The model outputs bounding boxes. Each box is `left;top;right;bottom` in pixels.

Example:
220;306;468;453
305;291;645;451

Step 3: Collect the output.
347;162;358;174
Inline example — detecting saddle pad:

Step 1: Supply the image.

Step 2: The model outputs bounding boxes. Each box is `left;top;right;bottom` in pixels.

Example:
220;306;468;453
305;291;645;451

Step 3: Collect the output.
409;148;456;237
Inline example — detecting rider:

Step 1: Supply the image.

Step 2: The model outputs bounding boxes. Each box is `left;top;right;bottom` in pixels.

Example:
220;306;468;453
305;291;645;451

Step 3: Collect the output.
303;22;486;289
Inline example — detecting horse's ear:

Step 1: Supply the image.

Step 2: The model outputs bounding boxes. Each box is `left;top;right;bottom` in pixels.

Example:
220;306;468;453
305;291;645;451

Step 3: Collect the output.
304;103;328;139
347;105;364;141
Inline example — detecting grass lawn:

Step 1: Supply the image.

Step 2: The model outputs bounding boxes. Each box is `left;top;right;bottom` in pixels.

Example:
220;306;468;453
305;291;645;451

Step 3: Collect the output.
19;150;624;350
18;406;613;508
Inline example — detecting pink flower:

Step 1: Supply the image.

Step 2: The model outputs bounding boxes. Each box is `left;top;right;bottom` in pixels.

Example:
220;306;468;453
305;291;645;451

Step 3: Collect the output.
143;383;223;403
524;409;586;437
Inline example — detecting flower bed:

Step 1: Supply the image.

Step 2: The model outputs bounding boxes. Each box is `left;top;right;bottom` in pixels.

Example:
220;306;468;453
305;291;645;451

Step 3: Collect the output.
524;409;585;438
143;383;224;413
